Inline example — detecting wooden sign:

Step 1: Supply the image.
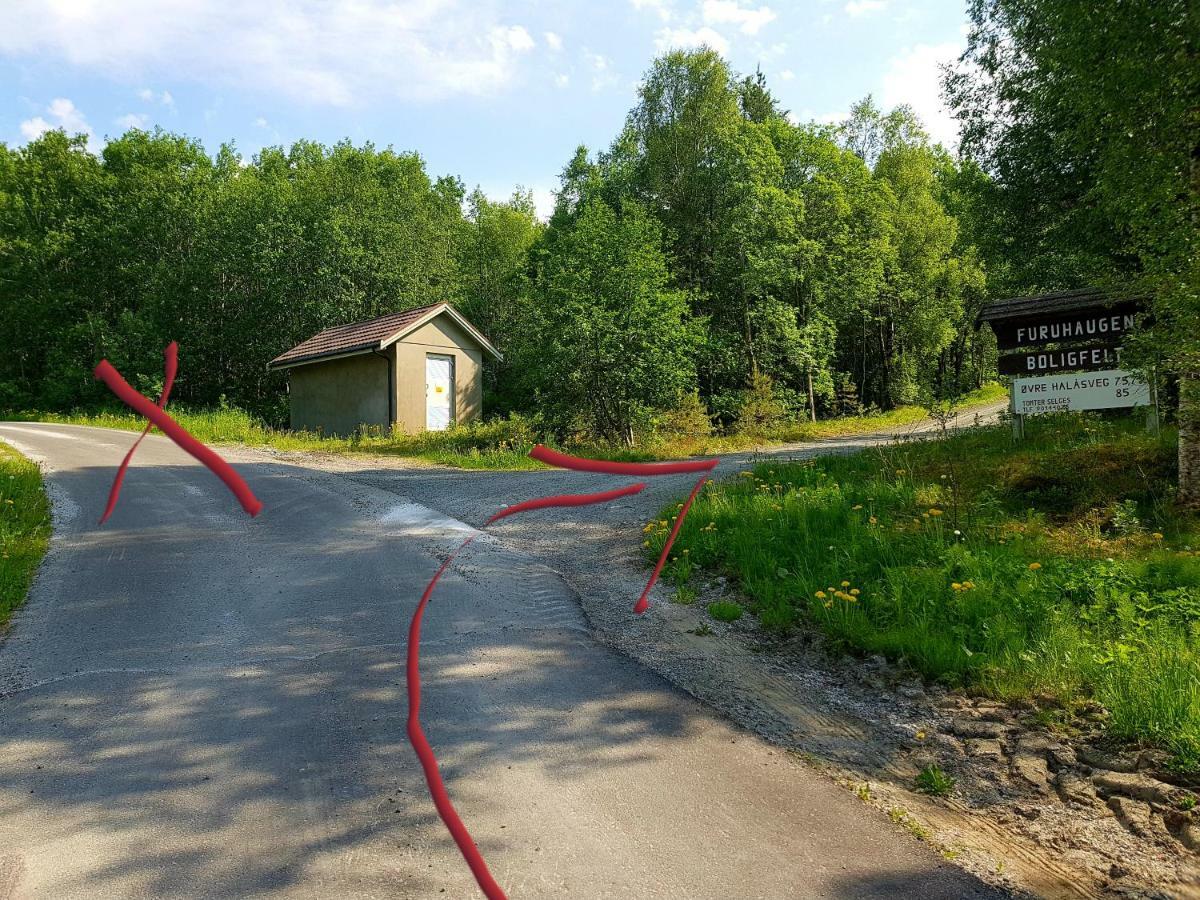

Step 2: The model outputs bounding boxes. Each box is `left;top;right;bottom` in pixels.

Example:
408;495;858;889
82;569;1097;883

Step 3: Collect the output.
1012;369;1150;416
993;302;1139;351
998;343;1121;376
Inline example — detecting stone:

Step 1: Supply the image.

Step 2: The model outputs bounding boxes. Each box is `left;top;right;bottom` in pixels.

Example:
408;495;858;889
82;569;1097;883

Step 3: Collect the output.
1078;746;1139;773
950;718;1004;739
1106;795;1154;838
1011;750;1053;795
967;738;1005;760
1092;771;1175;806
1055;771;1100;807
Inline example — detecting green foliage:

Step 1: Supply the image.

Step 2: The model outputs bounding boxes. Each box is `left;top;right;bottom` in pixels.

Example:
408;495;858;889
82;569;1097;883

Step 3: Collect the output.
655;413;1200;766
915;765;956;797
0;443;51;625
707;600;744;622
515;197;699;444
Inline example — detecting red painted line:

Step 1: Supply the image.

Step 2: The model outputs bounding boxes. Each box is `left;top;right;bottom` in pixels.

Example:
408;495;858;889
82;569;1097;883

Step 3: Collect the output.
405;534;510;900
94;359;263;518
530;444;717;476
99;343;179;525
485;482;646;524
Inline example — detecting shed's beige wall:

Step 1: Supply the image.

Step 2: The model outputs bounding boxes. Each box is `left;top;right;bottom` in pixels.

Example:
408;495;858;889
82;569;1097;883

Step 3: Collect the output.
392;315;483;433
288;352;390;436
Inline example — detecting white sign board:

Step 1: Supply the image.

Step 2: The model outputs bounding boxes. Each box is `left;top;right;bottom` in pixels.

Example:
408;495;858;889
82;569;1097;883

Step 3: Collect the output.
1013;369;1150;416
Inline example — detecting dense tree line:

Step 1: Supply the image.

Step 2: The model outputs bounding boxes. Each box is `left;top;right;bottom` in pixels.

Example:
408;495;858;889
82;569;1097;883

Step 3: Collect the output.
945;0;1198;502
1;49;1006;443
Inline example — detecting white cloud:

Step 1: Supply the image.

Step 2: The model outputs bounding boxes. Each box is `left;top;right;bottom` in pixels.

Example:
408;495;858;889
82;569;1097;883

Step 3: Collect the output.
654;25;729;55
630;0;673;22
583;49;619;92
138;88;155;102
544;30;562;51
138;87;174;106
845;0;886;16
778;68;795;80
553;72;569;88
19;97;95;149
254;116;269;128
880;41;963;148
701;0;775;35
0;2;540;106
116;112;149;129
160;89;174;107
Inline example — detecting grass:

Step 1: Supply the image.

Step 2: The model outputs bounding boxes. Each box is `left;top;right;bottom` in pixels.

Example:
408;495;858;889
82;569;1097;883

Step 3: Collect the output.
708;600;744;622
915;764;956;797
646;412;1200;769
6;383;1006;471
0;443;51;626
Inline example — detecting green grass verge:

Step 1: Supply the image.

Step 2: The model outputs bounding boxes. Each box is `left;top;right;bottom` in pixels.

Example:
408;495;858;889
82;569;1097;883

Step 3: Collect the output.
648;413;1200;768
0;443;51;626
7;383;1006;471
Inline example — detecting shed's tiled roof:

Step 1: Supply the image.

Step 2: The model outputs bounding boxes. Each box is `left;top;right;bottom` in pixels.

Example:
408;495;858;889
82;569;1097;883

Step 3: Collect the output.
270;303;443;368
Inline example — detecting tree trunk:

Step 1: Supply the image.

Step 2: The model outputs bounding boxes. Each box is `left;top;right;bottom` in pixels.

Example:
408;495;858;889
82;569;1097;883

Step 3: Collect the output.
1180;374;1200;508
806;369;817;422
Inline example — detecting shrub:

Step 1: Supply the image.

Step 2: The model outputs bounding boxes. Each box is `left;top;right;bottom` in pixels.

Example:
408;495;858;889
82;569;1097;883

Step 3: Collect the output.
708;600;744;622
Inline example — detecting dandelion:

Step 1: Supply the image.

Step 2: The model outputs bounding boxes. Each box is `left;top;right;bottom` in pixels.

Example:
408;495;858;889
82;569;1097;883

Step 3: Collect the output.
823;600;833;609
739;471;753;478
852;504;863;510
850;588;860;596
642;541;650;548
1152;533;1164;540
963;581;975;590
953;529;961;536
682;549;689;555
828;586;836;593
952;582;963;591
915;729;927;741
928;508;943;517
1028;562;1042;571
869;516;878;525
815;590;827;599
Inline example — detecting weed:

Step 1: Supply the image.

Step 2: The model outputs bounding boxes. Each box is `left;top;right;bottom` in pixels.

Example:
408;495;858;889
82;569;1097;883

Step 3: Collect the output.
692;623;713;636
915;764;956;797
672;585;697;605
1177;794;1197;811
708;600;743;622
855;782;872;803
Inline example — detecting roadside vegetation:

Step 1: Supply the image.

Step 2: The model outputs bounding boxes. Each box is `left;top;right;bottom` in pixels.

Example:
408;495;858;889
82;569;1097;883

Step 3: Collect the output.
651;413;1200;769
0;444;51;626
10;383;1004;470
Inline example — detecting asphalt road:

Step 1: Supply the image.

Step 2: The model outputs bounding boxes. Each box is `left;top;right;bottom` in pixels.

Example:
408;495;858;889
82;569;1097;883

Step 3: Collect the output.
0;421;1008;899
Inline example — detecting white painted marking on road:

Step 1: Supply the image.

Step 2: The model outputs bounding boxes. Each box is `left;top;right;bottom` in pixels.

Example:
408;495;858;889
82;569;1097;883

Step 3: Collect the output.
0;424;118;448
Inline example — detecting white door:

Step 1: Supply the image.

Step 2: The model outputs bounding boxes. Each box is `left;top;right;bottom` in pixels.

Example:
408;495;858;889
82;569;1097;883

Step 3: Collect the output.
425;354;454;431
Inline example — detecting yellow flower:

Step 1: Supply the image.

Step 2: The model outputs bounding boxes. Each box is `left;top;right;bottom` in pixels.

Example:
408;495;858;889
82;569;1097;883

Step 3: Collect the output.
828;586;836;593
869;516;878;525
963;581;975;590
643;541;650;547
823;600;833;609
682;549;689;554
815;590;827;599
1152;533;1164;540
841;580;851;587
847;595;857;602
951;582;963;591
1028;562;1042;571
915;729;927;741
896;469;906;475
852;504;863;510
850;588;860;596
739;471;753;477
928;508;943;517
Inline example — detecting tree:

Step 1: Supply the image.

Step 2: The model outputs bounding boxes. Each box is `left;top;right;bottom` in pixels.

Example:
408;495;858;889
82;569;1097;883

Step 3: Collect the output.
516;198;697;445
947;0;1200;503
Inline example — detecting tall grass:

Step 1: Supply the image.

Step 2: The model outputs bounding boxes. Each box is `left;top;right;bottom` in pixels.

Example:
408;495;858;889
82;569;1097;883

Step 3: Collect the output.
650;414;1200;767
0;443;51;625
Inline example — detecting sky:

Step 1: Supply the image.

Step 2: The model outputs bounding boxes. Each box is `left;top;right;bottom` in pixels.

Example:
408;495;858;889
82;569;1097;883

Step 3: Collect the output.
2;0;972;219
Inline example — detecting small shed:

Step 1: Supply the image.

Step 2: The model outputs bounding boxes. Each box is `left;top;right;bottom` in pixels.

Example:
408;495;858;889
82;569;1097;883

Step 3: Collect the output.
269;303;502;436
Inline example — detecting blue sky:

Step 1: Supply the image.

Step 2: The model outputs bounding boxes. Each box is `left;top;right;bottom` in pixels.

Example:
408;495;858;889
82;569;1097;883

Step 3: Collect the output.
3;0;970;218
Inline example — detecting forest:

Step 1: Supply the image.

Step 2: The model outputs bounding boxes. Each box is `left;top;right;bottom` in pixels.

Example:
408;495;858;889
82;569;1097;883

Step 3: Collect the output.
0;0;1195;475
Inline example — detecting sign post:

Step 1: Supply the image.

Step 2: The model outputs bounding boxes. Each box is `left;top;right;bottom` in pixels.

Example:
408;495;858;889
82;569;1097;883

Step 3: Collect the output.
978;290;1147;439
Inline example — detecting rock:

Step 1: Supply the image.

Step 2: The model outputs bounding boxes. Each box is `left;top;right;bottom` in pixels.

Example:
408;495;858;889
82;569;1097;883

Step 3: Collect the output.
1011;750;1053;795
897;681;925;700
1137;749;1173;773
1107;795;1154;838
1015;804;1043;820
970;702;1012;722
967;738;1005;760
951;718;1004;739
1055;771;1100;807
1179;822;1200;852
1078;746;1140;773
1047;744;1078;772
1092;771;1175;806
